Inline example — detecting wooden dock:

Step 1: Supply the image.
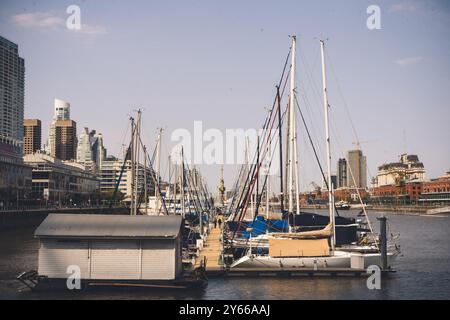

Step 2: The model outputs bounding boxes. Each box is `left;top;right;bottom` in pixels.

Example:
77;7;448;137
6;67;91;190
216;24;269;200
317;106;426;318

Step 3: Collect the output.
195;225;224;272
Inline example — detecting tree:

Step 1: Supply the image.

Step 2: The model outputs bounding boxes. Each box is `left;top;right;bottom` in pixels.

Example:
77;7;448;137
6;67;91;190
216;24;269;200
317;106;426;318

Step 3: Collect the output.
101;189;124;202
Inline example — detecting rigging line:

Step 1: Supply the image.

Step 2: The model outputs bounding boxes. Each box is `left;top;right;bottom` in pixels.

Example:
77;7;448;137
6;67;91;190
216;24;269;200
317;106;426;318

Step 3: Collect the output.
299;45;324;109
232;112;278;238
325;50;360;145
138;136;169;215
184;161;205;215
232;89;281;224
253;105;287;215
231;45;292;234
326;110;375;234
239;98;284;228
227;164;245;219
298;55;326;156
299;47;325;116
118;117;131;158
298;86;325;159
299;72;324;161
295;95;341;217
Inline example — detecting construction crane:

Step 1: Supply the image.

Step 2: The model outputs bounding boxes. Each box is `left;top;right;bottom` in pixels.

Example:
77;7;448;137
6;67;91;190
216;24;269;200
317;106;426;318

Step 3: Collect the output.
352;139;377;150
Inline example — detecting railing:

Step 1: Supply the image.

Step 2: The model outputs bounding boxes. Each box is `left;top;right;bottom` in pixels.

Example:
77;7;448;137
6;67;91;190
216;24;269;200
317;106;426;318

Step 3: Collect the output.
0;204;128;213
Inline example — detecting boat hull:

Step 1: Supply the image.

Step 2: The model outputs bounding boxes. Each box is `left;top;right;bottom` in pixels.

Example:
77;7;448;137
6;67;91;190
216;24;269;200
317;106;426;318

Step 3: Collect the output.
230;251;398;269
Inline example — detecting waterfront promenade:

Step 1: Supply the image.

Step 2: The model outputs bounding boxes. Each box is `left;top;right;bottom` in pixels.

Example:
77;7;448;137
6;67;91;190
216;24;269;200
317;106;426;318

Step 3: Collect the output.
0;206;129;230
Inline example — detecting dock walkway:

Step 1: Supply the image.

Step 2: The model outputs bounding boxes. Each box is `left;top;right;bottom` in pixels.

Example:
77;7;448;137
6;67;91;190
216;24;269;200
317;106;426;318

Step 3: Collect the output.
195;225;224;272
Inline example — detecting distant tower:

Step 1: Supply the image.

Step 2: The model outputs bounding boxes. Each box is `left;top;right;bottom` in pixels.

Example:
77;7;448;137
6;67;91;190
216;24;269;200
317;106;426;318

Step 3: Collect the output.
0;36;25;154
54;120;77;160
23;119;41;155
49;98;71;157
347;150;367;189
337;158;347;188
218;165;225;207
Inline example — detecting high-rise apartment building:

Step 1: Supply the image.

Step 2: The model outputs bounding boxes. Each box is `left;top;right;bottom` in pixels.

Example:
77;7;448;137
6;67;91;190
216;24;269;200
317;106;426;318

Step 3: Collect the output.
77;127;107;174
54;120;77;160
23;119;41;155
48;98;71;157
337;158;347;188
99;156;154;201
0;36;31;204
346;149;367;189
0;36;25;151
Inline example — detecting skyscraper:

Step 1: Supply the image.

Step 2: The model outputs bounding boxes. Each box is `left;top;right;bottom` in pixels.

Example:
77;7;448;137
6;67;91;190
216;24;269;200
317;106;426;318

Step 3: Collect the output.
346;149;367;189
77;127;107;174
54;120;77;160
23;119;41;155
0;36;25;152
53;98;70;120
0;36;31;204
48;98;71;157
337;158;347;188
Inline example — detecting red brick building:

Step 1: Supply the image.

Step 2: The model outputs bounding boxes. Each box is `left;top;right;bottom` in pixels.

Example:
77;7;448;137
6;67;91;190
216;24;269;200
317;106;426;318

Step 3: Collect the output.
372;181;423;204
419;171;450;205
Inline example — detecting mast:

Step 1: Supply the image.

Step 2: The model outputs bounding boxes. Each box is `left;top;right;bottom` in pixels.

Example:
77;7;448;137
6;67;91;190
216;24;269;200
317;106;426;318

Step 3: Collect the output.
320;39;336;251
155;128;162;214
256;135;260;208
246;137;255;220
180;147;186;217
133;110;142;216
129;117;135;216
276;86;284;212
167;155;171;215
266;131;271;222
173;156;177;214
144;145;148;215
288;35;297;215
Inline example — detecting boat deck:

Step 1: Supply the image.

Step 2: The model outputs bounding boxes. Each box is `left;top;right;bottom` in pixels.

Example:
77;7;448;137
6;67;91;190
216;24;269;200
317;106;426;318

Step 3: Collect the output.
195;225;224;272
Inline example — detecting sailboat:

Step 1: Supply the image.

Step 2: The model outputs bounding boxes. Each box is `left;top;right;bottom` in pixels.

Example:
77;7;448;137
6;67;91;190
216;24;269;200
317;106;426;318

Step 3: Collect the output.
230;37;399;270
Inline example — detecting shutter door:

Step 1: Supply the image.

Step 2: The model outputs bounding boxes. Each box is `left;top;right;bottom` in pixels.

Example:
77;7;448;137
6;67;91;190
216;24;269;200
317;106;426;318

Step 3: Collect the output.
38;239;89;279
141;240;175;280
90;240;141;280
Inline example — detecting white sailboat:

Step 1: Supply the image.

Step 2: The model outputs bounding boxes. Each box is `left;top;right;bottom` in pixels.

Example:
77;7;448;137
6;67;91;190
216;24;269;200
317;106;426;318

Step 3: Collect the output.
231;37;399;270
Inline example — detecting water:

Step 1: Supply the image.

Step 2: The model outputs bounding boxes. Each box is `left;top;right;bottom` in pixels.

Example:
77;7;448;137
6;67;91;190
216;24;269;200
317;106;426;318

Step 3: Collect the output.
0;210;449;300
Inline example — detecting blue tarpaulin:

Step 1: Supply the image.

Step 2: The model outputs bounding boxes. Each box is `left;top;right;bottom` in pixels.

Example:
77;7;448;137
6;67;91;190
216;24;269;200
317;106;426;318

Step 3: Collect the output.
240;216;289;238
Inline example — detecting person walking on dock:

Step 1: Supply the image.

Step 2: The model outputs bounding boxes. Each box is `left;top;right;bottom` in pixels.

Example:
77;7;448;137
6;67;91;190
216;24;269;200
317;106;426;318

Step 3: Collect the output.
218;217;222;229
214;217;218;229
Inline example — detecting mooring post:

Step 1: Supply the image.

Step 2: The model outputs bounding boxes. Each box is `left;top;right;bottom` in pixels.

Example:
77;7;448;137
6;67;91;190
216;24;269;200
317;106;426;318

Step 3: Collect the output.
377;215;388;270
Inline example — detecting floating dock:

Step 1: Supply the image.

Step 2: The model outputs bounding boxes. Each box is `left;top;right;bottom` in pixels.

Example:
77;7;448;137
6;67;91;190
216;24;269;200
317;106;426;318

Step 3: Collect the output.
195;225;224;272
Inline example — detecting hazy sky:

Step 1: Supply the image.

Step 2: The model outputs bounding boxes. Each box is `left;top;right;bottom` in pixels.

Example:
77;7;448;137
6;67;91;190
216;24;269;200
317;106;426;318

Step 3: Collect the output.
1;0;449;192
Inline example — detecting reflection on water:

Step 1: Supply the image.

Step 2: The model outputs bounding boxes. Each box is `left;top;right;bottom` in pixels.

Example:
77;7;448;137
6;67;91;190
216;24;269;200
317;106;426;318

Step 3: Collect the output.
0;210;449;299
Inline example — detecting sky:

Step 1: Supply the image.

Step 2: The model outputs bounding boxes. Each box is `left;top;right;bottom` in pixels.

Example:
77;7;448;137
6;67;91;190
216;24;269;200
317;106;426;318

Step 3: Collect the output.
1;0;449;193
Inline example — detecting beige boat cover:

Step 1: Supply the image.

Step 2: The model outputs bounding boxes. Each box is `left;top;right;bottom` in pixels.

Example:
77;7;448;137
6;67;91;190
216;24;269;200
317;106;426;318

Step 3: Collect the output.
269;238;330;257
270;223;333;239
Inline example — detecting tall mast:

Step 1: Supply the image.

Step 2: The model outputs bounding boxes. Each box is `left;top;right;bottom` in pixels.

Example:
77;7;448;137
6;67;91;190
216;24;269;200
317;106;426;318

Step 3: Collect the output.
276;86;284;213
134;110;141;216
288;35;297;214
144;145;148;215
320;39;336;251
173;157;177;214
130;117;135;216
155;128;162;214
246;137;254;220
256;135;260;207
180;147;185;217
266;132;271;222
166;155;173;214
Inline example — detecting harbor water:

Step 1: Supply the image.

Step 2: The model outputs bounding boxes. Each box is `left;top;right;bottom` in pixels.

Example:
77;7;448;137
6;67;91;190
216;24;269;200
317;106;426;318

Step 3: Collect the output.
0;210;449;300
